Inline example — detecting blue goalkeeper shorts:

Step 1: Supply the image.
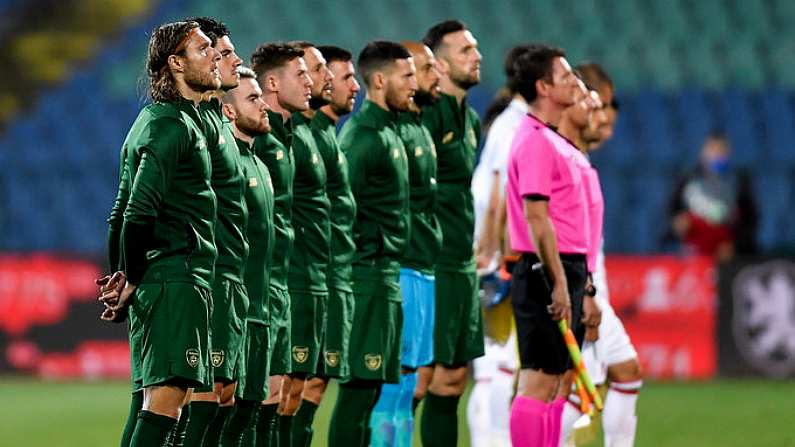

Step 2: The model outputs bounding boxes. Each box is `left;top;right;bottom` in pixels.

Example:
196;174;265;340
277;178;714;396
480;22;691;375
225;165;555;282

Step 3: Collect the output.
399;268;435;369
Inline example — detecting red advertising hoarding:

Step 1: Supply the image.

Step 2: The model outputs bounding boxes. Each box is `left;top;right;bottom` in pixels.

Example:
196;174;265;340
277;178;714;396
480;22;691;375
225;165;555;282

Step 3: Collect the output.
605;255;717;379
0;254;129;378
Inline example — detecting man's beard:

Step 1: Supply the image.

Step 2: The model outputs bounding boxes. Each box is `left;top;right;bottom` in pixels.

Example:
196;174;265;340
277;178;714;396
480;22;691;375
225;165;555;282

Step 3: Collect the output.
412;89;438;107
237;114;270;137
309;94;329;110
330;100;353;117
184;64;221;92
452;71;479;91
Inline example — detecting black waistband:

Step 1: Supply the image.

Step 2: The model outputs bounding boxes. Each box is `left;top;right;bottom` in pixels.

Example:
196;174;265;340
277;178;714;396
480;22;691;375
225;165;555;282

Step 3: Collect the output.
519;252;586;264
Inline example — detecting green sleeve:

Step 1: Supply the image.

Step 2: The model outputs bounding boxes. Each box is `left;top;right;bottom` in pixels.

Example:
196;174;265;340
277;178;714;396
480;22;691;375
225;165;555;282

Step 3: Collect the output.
123;117;188;224
122;117;189;283
107;147;130;271
341;127;379;196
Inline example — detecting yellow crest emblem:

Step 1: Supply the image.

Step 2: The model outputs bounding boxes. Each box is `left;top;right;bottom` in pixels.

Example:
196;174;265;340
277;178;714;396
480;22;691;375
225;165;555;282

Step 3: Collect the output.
276;149;284;160
292;346;309;363
325;351;340;368
248;177;258;188
211;350;225;368
415;146;423;157
364;353;382;371
185;348;200;368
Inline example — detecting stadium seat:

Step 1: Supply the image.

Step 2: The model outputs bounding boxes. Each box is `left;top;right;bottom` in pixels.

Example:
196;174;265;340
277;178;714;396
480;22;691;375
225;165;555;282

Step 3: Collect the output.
714;89;762;167
759;89;795;165
634;89;682;170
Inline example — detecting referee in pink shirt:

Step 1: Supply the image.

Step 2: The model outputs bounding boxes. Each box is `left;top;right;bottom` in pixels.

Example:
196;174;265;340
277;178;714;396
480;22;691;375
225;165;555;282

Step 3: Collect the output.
505;45;599;447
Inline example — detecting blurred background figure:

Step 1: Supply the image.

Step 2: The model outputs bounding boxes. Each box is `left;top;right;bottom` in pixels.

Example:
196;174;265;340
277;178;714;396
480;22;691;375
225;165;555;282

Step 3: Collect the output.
667;132;758;262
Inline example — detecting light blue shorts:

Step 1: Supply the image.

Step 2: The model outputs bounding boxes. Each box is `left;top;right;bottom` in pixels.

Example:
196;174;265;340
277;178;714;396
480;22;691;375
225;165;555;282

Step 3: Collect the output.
399;268;435;369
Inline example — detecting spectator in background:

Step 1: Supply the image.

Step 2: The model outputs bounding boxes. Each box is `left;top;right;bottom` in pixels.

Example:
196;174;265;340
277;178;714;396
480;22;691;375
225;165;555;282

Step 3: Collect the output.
668;132;758;261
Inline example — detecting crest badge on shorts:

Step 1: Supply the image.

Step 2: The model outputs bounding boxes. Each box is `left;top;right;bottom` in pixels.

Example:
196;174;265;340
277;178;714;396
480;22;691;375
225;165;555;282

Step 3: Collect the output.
292;346;309;364
325;351;340;368
364;353;382;371
186;348;200;368
211;350;225;368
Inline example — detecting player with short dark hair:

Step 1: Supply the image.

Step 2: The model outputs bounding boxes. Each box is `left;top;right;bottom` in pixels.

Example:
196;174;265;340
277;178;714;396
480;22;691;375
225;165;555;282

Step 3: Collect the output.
369;40;443;447
284;43;362;447
328;40;416;447
101;20;221;447
166;17;252;447
419;19;485;447
275;39;338;447
505;44;599;446
247;41;311;447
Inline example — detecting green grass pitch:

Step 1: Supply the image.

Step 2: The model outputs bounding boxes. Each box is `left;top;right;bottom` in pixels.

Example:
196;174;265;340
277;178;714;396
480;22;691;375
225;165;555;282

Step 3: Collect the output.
3;377;794;446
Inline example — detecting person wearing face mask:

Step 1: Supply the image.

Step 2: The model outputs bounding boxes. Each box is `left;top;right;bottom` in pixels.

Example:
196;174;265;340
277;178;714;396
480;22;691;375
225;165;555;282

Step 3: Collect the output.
668;133;758;261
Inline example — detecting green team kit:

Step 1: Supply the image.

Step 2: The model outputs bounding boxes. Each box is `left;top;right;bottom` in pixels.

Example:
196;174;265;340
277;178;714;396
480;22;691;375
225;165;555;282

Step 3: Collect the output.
339;100;410;383
422;93;485;365
397;111;443;275
199;98;250;386
235;135;276;401
254;110;296;377
312;109;357;378
112;98;218;390
285;111;331;375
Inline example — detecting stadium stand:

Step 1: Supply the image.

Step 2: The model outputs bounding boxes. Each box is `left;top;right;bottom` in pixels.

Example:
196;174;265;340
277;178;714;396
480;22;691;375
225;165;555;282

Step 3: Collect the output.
0;0;793;255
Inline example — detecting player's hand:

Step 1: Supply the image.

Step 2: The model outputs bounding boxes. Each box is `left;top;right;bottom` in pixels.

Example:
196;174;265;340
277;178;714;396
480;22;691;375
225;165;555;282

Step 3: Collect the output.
585;325;600;342
107;282;137;313
98;271;126;307
100;306;129;323
582;295;602;328
548;283;571;324
476;253;493;270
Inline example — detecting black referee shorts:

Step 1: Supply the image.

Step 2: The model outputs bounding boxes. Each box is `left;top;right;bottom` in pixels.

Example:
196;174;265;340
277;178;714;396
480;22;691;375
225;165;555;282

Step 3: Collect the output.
511;252;587;375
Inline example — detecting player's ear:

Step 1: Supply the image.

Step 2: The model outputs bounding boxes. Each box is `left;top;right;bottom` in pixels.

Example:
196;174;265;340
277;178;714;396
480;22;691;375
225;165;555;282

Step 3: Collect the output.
535;78;549;99
435;57;450;77
372;71;385;90
167;54;187;74
221;102;236;121
265;74;278;93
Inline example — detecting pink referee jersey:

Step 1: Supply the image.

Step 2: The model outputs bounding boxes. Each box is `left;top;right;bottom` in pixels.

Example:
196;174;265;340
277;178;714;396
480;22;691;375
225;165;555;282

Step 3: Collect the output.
582;165;604;273
506;113;589;256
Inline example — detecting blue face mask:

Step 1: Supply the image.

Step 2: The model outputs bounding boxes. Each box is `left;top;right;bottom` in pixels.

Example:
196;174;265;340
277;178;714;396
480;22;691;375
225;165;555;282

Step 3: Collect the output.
707;156;730;175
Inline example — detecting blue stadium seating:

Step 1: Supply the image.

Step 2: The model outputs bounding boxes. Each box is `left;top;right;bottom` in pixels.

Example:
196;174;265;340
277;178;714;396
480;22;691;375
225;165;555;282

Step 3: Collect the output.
0;0;793;256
